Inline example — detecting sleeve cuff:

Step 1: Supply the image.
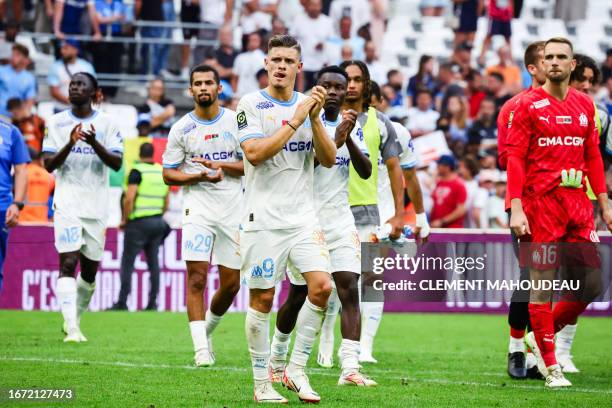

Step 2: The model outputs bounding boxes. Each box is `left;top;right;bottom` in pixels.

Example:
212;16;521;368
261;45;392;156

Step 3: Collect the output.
239;133;265;143
110;148;124;154
42;148;57;153
401;161;418;169
163;163;181;169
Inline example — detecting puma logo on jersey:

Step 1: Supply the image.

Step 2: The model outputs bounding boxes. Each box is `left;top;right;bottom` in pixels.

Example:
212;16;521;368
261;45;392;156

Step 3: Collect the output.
539;115;550;124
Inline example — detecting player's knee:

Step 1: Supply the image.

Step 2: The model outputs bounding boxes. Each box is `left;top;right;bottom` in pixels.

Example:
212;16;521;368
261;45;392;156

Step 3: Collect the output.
60;255;79;277
311;278;333;305
222;276;241;298
251;290;275;311
188;271;207;292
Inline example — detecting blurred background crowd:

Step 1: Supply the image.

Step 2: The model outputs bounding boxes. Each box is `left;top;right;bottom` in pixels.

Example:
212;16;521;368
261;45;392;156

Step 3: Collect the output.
1;0;611;230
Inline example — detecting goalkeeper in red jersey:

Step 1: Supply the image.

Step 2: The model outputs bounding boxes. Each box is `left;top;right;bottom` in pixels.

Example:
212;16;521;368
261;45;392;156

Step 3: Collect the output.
507;37;612;388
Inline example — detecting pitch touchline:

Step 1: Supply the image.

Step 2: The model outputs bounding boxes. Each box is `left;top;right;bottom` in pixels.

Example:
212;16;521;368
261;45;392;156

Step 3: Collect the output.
2;356;610;395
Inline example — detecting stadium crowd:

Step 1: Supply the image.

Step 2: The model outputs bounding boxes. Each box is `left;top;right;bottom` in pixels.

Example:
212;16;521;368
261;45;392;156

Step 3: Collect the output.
1;0;611;229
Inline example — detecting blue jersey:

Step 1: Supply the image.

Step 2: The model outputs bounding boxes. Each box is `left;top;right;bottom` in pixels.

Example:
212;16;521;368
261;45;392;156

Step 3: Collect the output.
61;0;94;34
0;65;37;117
0;121;31;211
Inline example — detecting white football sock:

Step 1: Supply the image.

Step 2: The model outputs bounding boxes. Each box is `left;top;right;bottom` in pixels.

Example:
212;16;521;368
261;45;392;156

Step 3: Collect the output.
339;338;360;373
509;335;526;353
287;298;325;373
556;324;577;355
246;307;270;385
360;301;384;356
76;275;95;324
270;327;291;368
319;286;340;353
189;320;209;353
57;277;77;331
205;309;222;336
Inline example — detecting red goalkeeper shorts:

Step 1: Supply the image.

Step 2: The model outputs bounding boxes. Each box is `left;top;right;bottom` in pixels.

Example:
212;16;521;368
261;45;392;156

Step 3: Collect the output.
520;188;600;270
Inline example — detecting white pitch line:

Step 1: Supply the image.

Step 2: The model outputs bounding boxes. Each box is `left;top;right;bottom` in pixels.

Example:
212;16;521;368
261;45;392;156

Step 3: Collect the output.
1;356;611;396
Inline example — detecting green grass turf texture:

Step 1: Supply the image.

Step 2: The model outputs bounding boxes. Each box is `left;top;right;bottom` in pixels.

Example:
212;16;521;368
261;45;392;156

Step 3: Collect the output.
1;311;610;407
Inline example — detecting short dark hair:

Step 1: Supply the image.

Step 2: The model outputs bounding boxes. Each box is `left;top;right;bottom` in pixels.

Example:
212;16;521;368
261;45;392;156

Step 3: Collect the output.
339;60;371;109
267;34;301;56
256;68;267;80
488;72;504;83
6;97;22;111
415;88;432;99
316;65;348;82
370;80;382;101
571;53;601;85
460;155;480;178
139;142;154;159
544;37;574;54
190;64;220;85
12;43;29;58
524;41;545;69
387;69;400;81
465;68;481;82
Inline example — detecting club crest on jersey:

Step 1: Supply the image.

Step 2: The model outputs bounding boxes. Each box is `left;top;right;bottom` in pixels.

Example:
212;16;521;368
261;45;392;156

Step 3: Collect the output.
556;116;572;124
183;122;196;134
256;101;274;110
579;113;588;127
532;98;550;109
237;111;248;130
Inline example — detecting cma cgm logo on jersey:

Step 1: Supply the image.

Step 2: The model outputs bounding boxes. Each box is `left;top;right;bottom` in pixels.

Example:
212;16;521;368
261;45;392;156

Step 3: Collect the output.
70;145;97;155
356;128;364;142
192;151;236;160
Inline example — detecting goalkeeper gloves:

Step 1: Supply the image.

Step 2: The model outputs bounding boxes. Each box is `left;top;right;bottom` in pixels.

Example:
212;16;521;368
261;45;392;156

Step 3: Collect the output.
559;168;583;188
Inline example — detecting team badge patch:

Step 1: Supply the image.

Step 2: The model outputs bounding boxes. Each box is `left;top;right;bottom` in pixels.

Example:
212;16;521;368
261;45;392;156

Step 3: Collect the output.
532;98;550;109
579;113;588;127
237;111;248;130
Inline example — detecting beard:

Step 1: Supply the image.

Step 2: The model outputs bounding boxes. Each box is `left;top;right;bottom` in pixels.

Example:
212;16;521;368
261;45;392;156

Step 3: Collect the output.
195;94;216;108
547;71;570;83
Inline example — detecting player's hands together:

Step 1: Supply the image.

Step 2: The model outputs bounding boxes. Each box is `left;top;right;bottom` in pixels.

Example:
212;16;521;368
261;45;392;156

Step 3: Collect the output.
560;168;583;188
80;124;97;145
335;109;357;147
309;86;327;119
292;97;318;127
199;168;224;183
386;214;404;240
510;208;531;237
192;157;222;170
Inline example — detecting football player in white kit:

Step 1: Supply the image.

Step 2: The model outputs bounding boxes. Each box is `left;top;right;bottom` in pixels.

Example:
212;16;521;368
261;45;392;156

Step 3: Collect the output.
237;35;337;404
268;65;378;387
162;65;244;367
42;72;123;343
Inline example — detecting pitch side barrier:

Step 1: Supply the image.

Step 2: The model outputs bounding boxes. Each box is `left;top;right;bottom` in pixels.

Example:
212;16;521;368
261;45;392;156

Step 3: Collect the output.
1;226;610;315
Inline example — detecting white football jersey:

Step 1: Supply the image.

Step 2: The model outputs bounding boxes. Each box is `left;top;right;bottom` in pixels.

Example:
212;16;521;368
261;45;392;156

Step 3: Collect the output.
42;109;123;220
314;112;367;228
163;108;243;226
237;90;317;231
378;121;417;223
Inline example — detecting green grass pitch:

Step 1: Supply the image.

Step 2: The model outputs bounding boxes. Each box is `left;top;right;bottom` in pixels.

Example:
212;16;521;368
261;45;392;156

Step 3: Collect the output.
1;311;611;407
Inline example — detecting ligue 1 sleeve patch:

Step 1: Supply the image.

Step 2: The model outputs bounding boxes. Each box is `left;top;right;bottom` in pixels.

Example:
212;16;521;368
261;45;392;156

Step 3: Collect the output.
237;111;248;130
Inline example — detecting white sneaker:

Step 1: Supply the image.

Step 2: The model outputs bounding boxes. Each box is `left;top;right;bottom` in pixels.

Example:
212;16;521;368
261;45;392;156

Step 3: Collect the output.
282;369;321;403
525;352;537;369
358;352;378;364
63;328;82;343
253;382;288;404
545;364;572;388
268;363;284;384
524;332;547;378
317;351;333;368
338;370;378;387
557;352;579;373
194;349;214;367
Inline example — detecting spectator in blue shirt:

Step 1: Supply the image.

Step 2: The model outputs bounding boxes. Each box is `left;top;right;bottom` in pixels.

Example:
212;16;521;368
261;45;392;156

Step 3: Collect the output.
0;44;37;119
53;0;102;39
0;120;30;291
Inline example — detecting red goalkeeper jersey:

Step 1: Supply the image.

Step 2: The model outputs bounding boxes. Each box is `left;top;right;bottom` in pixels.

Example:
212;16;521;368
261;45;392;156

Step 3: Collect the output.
506;86;605;200
497;87;532;170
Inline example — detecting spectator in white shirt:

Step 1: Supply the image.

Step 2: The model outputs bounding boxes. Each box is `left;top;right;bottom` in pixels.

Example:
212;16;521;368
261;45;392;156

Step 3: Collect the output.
327;15;365;63
406;89;440;137
364;40;386;84
458;156;488;228
290;0;334;91
487;179;508;229
240;0;278;34
329;0;369;38
231;31;265;97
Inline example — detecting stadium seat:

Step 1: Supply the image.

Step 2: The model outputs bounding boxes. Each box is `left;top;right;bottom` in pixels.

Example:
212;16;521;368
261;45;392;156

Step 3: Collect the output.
98;104;139;140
